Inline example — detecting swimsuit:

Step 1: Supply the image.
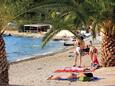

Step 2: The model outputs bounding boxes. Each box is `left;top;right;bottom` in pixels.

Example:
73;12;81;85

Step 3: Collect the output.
75;47;84;56
58;78;77;81
58;73;77;81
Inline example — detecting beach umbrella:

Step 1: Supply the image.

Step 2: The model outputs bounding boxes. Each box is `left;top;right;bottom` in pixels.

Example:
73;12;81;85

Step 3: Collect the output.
55;30;74;37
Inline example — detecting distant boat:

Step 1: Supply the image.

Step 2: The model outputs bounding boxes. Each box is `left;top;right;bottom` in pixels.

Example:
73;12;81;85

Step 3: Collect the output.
3;33;12;37
8;33;12;36
63;40;74;46
53;38;62;41
64;42;74;46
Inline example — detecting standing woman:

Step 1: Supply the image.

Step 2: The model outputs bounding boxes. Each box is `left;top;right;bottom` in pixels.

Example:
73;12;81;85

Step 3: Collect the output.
73;36;85;67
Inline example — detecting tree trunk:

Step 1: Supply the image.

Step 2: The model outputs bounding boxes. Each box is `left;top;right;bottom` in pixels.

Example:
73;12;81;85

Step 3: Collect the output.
0;35;9;86
101;33;115;67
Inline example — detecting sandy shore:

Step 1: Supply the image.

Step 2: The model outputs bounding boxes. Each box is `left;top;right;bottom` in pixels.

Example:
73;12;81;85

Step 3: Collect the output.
9;44;115;86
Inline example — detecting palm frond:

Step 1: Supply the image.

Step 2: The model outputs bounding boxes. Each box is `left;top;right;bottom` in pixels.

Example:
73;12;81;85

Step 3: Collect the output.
41;29;59;48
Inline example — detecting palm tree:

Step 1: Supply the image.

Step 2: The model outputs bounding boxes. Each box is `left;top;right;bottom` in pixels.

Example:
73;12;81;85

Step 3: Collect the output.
0;34;9;86
41;0;115;67
41;0;89;46
82;0;115;67
0;0;62;85
0;0;35;85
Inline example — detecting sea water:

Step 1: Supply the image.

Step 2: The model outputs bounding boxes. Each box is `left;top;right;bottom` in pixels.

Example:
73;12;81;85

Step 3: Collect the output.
3;36;65;62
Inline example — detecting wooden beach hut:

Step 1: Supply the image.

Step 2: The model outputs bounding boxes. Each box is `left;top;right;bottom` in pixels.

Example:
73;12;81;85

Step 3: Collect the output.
23;24;50;33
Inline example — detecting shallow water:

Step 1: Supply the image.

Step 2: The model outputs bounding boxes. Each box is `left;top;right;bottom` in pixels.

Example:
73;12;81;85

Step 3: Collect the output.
3;36;65;62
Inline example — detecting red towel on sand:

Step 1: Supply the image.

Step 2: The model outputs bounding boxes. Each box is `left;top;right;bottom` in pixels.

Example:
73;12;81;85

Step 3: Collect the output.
54;67;91;73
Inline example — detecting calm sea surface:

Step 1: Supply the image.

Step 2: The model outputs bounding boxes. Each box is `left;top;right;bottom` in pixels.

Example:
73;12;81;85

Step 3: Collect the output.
3;36;65;62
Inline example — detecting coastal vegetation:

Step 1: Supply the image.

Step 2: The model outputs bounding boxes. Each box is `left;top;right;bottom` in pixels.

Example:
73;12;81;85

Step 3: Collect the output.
41;0;115;67
0;0;41;85
0;0;115;85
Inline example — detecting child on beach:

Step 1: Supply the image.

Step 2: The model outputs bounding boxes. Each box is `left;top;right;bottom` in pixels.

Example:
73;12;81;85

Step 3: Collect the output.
89;46;100;68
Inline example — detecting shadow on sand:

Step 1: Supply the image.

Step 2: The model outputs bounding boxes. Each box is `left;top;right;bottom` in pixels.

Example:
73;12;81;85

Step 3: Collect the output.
90;77;105;82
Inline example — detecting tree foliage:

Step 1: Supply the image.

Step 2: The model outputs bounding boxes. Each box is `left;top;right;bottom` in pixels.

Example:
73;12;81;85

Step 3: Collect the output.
39;0;115;47
0;0;35;33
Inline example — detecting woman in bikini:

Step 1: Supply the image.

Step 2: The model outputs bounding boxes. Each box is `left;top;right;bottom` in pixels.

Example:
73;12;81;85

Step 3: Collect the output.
73;36;85;67
47;72;93;80
89;46;100;68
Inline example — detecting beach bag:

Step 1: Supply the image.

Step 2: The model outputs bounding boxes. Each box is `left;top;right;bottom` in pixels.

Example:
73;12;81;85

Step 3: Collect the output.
78;76;92;81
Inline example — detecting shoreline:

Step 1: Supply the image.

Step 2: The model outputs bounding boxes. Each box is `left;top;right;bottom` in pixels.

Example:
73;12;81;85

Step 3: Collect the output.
9;46;74;65
9;42;115;86
5;30;102;65
4;30;73;64
4;30;44;38
10;46;74;65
